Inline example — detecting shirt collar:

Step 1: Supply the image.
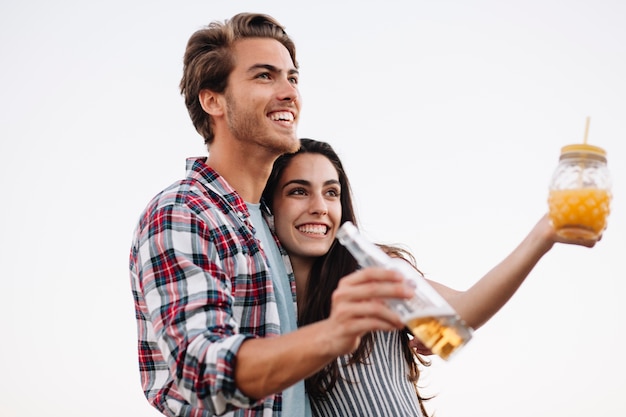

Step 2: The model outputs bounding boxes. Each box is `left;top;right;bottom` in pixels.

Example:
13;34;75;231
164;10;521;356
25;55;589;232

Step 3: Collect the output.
185;156;250;219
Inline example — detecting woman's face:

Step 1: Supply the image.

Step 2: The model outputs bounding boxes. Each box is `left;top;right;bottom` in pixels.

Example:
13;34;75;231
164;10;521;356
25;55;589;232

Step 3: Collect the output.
272;153;342;261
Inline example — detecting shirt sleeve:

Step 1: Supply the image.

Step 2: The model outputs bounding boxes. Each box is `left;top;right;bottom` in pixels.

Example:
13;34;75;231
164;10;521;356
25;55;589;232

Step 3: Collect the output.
136;203;261;413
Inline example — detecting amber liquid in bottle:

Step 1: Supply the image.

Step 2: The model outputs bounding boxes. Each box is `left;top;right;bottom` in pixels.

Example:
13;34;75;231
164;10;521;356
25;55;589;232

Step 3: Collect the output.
406;315;469;360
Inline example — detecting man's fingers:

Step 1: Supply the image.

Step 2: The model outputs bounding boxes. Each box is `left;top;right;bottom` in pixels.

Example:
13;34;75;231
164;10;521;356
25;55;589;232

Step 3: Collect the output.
334;267;412;302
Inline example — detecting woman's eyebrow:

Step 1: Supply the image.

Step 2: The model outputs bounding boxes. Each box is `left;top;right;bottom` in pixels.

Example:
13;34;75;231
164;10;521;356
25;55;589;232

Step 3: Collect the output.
281;178;340;190
281;179;310;189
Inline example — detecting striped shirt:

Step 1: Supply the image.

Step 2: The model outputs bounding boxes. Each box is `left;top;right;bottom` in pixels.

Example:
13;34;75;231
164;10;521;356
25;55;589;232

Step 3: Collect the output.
311;331;425;417
129;157;297;416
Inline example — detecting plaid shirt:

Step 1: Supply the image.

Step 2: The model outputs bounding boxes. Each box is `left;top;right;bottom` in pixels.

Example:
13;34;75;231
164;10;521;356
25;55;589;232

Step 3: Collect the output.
129;157;296;417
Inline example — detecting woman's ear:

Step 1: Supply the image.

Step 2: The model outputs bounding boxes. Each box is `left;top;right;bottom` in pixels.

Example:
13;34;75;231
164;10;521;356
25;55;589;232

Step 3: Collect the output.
199;89;224;116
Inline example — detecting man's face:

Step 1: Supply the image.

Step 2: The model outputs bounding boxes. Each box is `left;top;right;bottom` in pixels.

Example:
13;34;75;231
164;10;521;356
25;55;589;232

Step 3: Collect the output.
224;38;301;154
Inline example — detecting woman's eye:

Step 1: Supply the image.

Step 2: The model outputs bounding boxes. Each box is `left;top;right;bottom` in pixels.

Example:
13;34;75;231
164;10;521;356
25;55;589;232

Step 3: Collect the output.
288;187;306;196
326;188;340;197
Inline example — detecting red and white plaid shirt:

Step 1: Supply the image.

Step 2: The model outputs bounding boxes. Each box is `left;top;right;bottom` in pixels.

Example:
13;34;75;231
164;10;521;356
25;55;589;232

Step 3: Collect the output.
129;157;296;417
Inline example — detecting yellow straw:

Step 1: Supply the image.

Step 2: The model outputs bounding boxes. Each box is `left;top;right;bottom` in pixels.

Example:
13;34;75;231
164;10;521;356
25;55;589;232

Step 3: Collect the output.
578;116;591;187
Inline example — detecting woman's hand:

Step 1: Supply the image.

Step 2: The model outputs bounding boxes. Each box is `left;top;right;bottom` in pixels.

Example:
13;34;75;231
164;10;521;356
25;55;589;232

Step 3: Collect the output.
408;336;433;356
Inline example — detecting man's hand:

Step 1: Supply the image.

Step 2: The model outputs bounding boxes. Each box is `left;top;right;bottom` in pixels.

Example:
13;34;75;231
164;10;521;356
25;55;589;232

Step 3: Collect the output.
235;267;413;399
324;267;412;355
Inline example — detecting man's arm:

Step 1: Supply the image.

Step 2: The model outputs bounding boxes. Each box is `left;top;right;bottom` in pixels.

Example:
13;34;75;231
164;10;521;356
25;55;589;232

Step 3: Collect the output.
234;267;412;398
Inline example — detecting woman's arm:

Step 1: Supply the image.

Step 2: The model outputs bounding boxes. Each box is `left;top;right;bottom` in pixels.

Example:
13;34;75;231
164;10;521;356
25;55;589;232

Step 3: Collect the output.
427;214;599;330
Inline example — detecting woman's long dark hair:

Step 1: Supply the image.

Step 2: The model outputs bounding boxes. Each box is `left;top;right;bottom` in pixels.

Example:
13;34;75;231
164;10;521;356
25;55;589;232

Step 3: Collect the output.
262;138;431;415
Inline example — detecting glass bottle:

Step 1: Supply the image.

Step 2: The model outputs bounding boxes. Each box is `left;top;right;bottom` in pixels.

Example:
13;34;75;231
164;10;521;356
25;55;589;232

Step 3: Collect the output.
336;221;473;360
548;144;612;240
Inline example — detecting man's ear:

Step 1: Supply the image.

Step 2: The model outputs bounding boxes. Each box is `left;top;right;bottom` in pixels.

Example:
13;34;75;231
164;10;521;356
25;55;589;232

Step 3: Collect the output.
199;89;224;116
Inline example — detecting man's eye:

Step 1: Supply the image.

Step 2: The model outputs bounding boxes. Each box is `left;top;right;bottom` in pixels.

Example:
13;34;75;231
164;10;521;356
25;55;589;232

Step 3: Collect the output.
289;76;298;85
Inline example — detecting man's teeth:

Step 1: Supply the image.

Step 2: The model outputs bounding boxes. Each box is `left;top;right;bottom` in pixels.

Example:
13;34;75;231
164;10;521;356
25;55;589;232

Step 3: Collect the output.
270;111;294;121
297;224;328;235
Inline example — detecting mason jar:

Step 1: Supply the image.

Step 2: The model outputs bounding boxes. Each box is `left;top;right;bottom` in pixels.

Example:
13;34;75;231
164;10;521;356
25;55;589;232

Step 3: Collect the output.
548;144;612;240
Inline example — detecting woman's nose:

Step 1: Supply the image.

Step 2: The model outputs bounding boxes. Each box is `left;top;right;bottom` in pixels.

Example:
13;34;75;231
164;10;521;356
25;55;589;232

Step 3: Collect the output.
310;196;328;215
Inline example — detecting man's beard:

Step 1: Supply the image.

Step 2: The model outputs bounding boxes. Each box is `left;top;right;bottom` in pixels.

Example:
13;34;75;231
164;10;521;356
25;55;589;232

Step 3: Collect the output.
225;95;299;155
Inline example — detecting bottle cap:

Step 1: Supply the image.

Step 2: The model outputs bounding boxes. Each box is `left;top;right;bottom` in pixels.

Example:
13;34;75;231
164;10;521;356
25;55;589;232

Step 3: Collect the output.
560;143;606;157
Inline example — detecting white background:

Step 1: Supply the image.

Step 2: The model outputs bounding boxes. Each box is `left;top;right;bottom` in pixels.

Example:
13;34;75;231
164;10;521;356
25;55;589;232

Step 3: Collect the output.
1;1;625;416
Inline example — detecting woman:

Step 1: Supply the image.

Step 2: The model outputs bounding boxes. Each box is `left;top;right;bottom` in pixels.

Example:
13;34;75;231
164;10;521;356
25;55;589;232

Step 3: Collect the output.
262;138;598;416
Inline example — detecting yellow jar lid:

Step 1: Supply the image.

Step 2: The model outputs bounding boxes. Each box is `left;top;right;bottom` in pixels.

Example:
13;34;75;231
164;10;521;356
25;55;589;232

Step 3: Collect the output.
561;143;607;157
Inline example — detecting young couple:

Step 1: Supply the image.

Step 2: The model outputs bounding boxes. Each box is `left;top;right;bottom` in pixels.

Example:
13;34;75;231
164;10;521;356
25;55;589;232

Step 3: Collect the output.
128;12;600;417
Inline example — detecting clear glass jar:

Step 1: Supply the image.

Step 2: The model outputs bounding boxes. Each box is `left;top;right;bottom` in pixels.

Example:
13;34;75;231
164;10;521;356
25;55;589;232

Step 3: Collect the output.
548;144;612;240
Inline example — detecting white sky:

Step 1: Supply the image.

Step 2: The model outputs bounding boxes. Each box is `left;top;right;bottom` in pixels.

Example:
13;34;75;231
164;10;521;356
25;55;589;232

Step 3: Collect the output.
1;1;625;416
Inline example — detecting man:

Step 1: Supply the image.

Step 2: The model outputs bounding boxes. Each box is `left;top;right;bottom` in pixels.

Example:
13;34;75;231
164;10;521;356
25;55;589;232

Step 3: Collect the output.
129;13;411;417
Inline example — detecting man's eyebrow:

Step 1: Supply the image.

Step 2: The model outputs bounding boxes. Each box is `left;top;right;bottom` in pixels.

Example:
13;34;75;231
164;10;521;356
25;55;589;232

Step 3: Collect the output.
248;64;299;76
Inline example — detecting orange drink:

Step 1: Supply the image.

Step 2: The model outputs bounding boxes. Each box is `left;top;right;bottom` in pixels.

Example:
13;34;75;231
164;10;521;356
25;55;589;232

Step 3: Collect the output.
548;139;611;240
548;188;611;239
